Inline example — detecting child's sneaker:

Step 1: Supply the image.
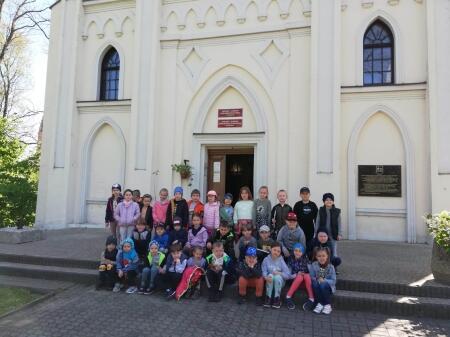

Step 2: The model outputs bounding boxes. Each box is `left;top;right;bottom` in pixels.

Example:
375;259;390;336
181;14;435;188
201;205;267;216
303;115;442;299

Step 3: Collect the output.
263;296;272;308
302;299;315;311
286;297;295;310
238;295;246;305
322;304;332;315
165;288;176;300
255;297;264;306
144;286;155;295
126;286;137;294
272;297;281;309
112;283;121;293
138;287;145;294
313;303;324;314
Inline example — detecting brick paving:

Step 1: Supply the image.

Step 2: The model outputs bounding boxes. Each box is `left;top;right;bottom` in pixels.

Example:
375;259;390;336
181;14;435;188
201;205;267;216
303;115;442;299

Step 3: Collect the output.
0;286;449;337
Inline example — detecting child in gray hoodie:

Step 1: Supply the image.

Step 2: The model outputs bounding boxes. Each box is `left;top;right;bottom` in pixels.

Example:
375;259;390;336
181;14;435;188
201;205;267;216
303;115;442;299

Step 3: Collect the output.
261;242;291;309
276;212;306;258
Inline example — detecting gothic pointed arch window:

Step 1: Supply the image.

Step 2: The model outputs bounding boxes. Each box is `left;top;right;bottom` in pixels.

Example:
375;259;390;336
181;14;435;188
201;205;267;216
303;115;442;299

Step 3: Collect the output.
100;47;120;100
363;20;394;86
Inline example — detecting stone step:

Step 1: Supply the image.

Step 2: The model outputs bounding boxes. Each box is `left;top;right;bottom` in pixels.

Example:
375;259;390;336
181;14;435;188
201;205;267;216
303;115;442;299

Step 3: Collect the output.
333;290;450;320
0;253;97;269
197;283;450;319
337;279;450;300
0;275;74;294
1;252;448;299
0;262;97;284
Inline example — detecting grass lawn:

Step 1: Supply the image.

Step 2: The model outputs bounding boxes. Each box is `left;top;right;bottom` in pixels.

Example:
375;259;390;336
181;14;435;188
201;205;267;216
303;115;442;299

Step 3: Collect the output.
0;287;41;316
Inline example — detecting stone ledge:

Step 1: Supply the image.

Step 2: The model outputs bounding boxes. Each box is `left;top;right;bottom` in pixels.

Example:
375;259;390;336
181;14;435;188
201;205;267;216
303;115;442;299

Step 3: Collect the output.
0;227;45;244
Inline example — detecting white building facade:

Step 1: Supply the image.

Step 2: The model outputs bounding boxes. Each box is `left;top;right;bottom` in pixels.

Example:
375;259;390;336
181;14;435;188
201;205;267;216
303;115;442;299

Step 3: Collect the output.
36;0;450;243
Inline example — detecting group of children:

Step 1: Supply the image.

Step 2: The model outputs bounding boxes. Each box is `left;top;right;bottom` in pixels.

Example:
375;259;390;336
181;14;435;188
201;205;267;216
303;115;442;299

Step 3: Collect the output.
99;184;342;315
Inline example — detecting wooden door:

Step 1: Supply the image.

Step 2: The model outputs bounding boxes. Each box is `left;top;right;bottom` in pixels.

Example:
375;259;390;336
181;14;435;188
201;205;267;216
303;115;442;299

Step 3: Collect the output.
207;152;226;200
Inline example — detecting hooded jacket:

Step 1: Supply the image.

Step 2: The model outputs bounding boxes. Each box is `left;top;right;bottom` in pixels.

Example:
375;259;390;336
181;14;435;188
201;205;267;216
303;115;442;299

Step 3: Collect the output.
168;227;188;247
187;226;208;248
131;228;151;259
116;238;139;272
203;202;220;233
165;198;189;228
114;201;140;227
152;199;169;224
105;195;123;222
261;254;291;280
308;261;337;293
237;260;263;279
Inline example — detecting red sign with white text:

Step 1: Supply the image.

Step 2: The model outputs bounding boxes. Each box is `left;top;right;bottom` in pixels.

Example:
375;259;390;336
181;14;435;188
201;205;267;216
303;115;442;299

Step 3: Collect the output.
218;119;243;128
218;108;243;118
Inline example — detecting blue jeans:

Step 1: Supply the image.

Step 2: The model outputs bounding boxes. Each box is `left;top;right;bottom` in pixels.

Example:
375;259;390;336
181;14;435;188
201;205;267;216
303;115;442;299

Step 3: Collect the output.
265;274;285;298
312;280;332;305
140;266;159;289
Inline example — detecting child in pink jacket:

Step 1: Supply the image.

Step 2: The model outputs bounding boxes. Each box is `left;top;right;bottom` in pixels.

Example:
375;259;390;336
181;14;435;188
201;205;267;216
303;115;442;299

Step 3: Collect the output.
203;190;220;237
152;188;169;225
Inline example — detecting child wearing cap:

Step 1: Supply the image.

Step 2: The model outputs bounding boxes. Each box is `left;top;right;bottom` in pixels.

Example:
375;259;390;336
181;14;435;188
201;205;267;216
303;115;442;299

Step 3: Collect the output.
285;243;314;310
187;189;204;226
237;224;257;262
139;240;166;294
203;190;220;237
165;186;189;229
168;216;188;248
293;187;318;244
314;193;342;259
236;246;264;306
262;242;291;309
276;212;306;258
205;242;233;302
96;235;118;291
257;225;275;260
233;186;255;238
271;190;292;238
114;238;139;294
253;186;272;232
105;183;123;238
152;223;169;254
219;193;234;228
153;188;169;225
185;213;209;254
207;221;235;260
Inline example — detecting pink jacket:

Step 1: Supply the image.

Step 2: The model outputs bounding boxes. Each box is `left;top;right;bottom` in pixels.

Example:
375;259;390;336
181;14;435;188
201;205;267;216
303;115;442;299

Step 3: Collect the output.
153;200;169;224
203;202;220;233
114;201;140;227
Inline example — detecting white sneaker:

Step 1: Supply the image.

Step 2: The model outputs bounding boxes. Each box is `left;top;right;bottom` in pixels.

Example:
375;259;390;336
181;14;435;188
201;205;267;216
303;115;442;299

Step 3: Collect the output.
313;303;324;314
322;304;332;315
126;286;137;294
112;283;121;293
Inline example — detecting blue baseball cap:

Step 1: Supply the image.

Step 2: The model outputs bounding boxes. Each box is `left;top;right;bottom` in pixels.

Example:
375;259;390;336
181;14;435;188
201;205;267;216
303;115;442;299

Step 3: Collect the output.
245;246;257;257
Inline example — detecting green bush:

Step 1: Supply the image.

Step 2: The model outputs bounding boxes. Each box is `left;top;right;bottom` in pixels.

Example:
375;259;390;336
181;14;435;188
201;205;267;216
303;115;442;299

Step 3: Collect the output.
0;118;39;228
424;211;450;254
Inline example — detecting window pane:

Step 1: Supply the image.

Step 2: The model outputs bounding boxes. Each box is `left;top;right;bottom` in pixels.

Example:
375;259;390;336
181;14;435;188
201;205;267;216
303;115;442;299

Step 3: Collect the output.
364;73;372;85
364;61;372;72
383;60;391;72
364;49;373;61
373;61;382;72
383;47;391;59
373;48;382;60
383;72;392;83
373;72;382;84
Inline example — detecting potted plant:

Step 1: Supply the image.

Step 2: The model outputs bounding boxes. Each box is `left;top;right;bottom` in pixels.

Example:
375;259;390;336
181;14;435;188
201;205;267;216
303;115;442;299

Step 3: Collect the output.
171;160;193;180
424;211;450;285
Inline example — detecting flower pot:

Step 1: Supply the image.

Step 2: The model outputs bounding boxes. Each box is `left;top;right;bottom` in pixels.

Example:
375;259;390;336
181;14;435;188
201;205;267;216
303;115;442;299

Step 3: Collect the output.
180;172;191;180
431;240;450;286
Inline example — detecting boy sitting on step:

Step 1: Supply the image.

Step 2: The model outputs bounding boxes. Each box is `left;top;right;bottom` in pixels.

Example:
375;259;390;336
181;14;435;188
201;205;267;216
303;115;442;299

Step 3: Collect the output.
96;235;118;291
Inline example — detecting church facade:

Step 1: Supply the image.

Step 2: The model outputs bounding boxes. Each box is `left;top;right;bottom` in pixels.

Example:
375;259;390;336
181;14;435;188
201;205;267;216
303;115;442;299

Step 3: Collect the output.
36;0;450;243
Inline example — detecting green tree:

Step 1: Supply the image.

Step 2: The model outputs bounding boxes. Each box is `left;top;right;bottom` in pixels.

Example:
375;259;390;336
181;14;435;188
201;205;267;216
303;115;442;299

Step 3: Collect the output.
0;117;39;227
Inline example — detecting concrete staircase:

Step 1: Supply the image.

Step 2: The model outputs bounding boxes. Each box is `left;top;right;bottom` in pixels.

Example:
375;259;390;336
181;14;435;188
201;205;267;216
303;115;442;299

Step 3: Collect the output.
0;252;449;319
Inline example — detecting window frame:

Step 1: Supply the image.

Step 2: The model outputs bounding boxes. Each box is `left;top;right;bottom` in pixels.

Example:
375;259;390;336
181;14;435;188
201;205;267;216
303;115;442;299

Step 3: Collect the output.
99;48;120;101
363;20;395;87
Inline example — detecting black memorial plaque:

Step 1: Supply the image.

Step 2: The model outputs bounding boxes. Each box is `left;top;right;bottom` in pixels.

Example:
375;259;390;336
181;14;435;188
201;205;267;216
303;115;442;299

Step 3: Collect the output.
358;165;401;197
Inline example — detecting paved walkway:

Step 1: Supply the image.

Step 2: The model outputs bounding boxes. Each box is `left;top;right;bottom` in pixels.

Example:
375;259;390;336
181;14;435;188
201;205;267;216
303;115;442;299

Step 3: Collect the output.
0;286;448;337
0;228;438;286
